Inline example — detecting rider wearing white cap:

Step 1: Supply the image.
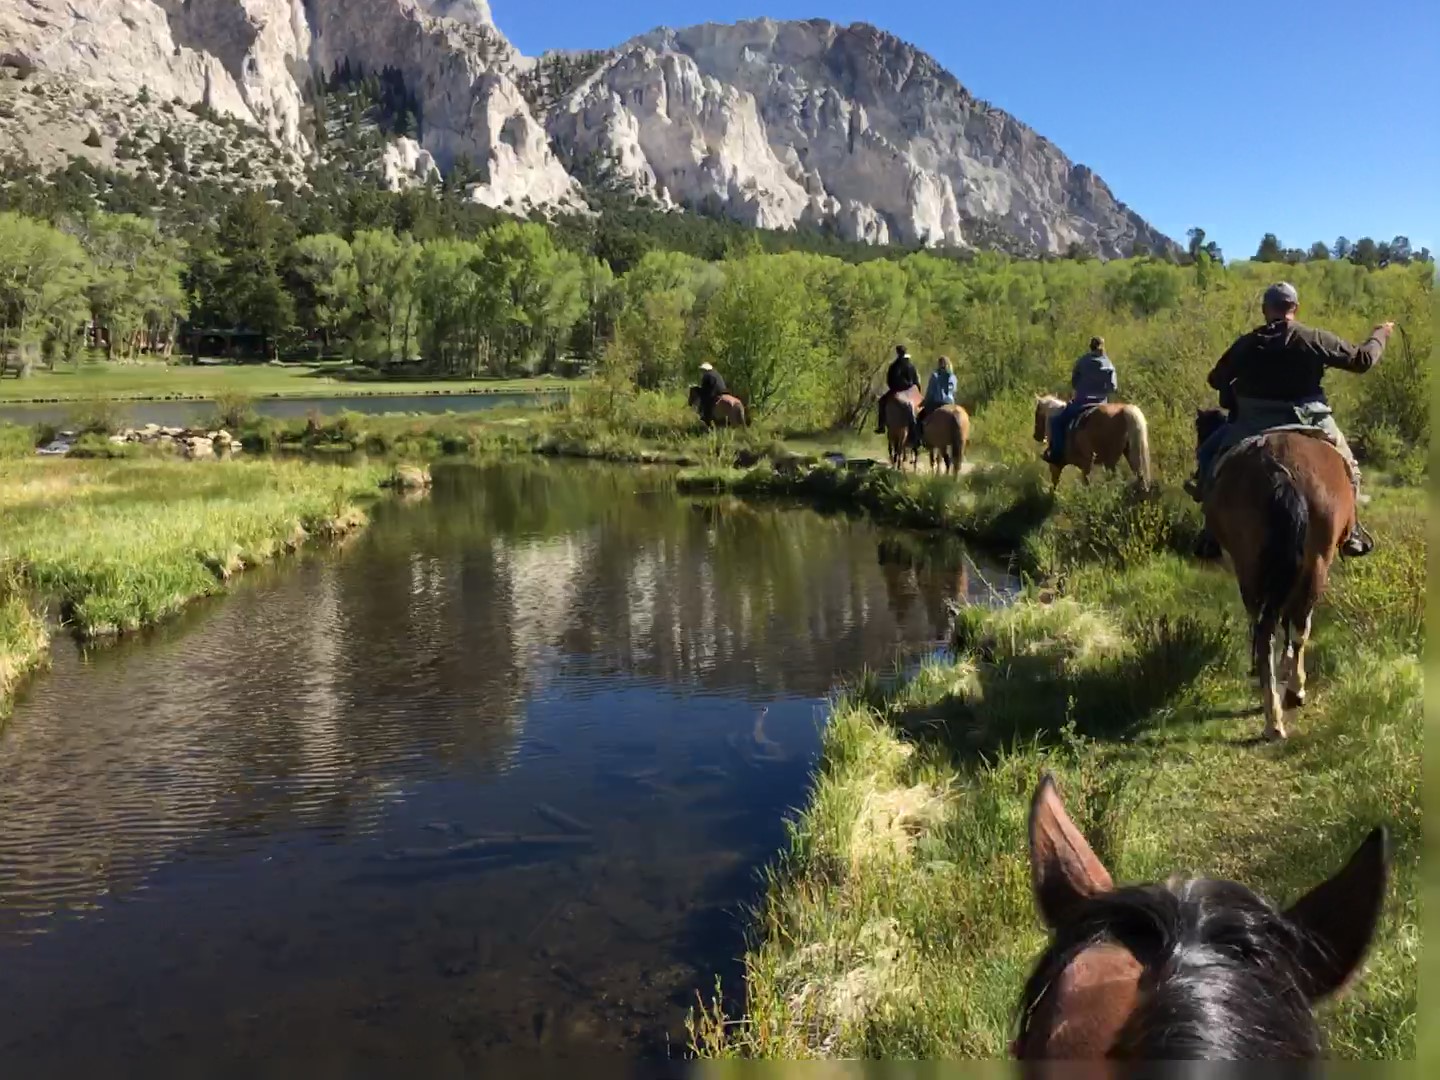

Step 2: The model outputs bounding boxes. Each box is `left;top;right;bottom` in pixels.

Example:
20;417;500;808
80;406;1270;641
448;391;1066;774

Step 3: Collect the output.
696;362;726;424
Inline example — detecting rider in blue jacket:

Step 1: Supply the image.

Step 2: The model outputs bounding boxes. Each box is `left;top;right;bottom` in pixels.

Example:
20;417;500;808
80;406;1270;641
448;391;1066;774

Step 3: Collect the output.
1043;337;1116;465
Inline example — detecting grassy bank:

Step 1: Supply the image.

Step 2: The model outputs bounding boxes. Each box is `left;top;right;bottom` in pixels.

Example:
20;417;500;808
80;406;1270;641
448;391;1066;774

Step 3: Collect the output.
0;454;386;710
0;567;47;718
0;361;579;403
690;483;1422;1060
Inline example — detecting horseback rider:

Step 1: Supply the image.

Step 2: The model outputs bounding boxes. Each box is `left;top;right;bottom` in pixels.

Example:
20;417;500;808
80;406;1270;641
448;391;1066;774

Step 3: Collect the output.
875;344;920;440
913;356;957;446
696;361;727;424
1041;337;1116;465
1186;282;1392;559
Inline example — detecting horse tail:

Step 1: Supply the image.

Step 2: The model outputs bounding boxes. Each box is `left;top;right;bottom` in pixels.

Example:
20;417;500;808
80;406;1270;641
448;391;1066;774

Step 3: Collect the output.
1253;451;1309;666
1123;405;1151;487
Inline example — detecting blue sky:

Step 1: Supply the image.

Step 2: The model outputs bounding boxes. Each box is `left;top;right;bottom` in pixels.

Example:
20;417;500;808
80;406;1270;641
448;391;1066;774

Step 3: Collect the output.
492;1;1438;258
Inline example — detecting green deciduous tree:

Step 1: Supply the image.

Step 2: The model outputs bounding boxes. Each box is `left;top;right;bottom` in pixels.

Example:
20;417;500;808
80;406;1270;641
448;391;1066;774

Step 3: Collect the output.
350;229;419;364
72;212;186;359
700;254;827;417
0;211;91;372
287;233;356;353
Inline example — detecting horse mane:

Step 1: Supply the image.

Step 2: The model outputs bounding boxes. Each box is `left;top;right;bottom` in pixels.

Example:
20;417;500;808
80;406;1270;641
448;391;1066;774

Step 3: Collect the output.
1016;878;1322;1060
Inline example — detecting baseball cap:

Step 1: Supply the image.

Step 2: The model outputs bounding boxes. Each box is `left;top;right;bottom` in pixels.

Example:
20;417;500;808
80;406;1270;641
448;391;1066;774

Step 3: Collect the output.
1264;282;1299;308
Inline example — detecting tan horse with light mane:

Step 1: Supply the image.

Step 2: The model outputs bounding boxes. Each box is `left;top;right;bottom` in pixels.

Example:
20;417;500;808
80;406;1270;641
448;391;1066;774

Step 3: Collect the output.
1034;395;1152;490
688;386;747;428
921;404;970;475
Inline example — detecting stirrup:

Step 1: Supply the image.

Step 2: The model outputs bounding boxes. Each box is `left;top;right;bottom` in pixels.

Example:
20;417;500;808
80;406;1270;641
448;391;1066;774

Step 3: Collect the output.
1341;523;1374;558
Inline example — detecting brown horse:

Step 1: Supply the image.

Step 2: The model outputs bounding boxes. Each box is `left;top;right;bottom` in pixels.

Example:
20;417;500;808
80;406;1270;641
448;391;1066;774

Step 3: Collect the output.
688;386;747;428
921;404;970;475
883;386;922;470
1197;409;1354;740
1034;395;1152;490
1015;773;1388;1062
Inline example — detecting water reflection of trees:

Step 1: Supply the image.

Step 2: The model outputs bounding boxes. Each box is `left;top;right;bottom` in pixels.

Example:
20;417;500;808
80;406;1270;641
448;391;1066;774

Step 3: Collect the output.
0;461;982;933
358;461;977;699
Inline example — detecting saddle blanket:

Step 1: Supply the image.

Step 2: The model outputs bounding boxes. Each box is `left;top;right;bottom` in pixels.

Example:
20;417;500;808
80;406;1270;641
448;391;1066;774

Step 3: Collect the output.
1060;402;1104;438
1212;426;1352;485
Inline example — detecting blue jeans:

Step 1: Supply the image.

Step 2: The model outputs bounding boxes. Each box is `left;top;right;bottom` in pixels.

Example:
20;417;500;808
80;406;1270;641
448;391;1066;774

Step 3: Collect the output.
1195;423;1228;493
1048;400;1089;461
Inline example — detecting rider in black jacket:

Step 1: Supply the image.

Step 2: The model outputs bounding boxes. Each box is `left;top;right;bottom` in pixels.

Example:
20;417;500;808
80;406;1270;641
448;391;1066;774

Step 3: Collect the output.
874;345;920;435
696;362;726;423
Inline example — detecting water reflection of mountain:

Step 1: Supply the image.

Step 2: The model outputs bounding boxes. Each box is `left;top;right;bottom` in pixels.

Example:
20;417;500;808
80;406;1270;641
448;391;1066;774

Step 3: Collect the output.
0;460;994;937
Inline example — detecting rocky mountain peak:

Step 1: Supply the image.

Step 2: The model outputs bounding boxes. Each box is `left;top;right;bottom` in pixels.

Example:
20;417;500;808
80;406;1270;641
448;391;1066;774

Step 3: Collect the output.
0;2;1174;257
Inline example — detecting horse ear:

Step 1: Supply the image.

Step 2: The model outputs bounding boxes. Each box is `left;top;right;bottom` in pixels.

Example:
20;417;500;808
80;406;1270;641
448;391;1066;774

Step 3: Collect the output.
1028;773;1114;929
1282;826;1389;1001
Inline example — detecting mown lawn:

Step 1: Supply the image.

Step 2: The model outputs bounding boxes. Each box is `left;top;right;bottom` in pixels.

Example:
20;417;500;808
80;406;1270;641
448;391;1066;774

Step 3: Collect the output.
0;360;578;402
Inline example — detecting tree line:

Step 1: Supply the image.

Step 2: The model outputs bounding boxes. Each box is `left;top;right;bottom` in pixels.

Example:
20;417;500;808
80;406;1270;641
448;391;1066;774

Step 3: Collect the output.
1;150;1429;467
591;243;1430;454
0;199;609;375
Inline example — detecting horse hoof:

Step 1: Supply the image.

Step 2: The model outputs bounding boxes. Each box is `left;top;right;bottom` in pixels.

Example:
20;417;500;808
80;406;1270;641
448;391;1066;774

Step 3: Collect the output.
1263;725;1287;742
1283;689;1306;710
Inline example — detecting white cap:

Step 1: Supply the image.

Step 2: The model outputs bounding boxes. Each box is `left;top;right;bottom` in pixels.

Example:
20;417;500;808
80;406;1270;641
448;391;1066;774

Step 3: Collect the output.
699;362;714;371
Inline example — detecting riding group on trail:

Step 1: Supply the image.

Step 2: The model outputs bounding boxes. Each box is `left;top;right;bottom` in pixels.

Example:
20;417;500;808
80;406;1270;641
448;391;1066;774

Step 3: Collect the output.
693;280;1390;739
1016;287;1396;1061
686;285;1398;1060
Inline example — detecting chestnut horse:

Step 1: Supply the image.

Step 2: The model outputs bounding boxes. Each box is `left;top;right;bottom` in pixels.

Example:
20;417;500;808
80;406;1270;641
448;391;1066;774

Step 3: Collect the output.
1034;396;1152;491
1196;409;1355;740
921;404;970;475
883;386;923;470
1015;773;1388;1062
688;386;747;428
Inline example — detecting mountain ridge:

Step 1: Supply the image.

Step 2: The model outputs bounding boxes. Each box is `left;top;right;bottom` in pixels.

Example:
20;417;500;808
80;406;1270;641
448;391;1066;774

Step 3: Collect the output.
0;2;1176;257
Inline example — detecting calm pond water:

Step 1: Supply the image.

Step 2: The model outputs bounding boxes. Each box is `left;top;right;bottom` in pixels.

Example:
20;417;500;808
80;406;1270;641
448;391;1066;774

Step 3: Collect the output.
0;391;563;429
0;460;1016;1072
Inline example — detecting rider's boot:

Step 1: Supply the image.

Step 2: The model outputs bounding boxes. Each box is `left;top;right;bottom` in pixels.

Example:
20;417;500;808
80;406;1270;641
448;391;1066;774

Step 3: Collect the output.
1341;479;1374;557
1183;474;1203;503
1341;522;1374;558
874;396;887;435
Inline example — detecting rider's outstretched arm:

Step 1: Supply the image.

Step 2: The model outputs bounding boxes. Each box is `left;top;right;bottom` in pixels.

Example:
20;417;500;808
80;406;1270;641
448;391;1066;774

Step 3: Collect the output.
1299;323;1392;373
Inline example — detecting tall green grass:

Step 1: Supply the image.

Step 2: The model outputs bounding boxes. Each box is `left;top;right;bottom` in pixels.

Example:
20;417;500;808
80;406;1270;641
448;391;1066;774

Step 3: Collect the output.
0;562;47;717
0;457;385;642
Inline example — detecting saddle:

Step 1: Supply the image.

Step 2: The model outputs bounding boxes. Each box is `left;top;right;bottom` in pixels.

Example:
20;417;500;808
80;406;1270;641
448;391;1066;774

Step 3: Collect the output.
1063;402;1104;437
1211;426;1354;486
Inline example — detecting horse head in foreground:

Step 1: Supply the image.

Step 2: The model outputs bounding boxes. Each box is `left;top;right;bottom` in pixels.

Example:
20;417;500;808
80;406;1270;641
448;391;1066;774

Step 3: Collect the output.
1195;407;1355;739
1034;395;1152;491
1014;774;1388;1062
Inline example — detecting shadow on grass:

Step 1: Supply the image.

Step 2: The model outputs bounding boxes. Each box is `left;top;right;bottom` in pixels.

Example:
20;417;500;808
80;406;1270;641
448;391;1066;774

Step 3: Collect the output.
879;613;1233;763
